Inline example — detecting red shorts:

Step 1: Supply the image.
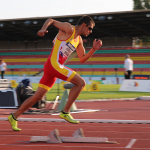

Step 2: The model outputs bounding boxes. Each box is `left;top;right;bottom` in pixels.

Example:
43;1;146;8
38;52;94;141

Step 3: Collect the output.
39;58;76;91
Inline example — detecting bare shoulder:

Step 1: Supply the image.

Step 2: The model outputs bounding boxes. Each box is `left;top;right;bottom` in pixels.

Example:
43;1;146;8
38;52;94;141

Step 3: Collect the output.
57;23;74;40
60;22;74;34
51;19;73;34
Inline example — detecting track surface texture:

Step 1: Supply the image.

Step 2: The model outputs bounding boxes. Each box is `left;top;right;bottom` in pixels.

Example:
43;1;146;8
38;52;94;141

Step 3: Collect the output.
0;99;150;150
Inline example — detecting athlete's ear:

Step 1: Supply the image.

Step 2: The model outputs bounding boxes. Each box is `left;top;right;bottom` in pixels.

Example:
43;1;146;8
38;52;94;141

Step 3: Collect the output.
81;23;86;29
82;23;86;26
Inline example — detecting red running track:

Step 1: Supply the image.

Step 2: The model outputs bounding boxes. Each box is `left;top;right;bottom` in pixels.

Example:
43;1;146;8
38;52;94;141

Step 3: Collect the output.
0;100;150;150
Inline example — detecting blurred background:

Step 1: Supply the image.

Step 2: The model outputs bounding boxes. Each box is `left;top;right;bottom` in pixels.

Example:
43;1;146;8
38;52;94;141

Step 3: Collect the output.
0;0;150;100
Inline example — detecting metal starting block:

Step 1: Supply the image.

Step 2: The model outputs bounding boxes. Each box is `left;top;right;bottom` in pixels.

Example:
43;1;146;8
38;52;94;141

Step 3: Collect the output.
30;128;117;144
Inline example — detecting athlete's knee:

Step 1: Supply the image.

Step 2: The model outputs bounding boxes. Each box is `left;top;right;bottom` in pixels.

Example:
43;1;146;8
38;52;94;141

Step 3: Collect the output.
71;74;86;88
82;79;86;87
78;78;86;88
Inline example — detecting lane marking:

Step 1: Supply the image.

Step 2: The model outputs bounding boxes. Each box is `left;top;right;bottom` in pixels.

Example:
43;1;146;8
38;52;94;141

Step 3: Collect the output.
2;121;150;129
1;117;150;124
125;139;137;148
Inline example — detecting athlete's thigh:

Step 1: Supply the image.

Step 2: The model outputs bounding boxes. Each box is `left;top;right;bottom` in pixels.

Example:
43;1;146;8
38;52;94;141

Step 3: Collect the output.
69;73;86;86
57;66;86;86
54;65;76;82
39;73;57;91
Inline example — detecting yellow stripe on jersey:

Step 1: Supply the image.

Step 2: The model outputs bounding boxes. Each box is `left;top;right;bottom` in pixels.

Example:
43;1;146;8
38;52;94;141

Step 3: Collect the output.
66;71;76;81
38;83;51;91
50;26;79;78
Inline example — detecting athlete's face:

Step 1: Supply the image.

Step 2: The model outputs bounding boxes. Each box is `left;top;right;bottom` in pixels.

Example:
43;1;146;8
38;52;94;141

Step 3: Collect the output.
83;23;94;37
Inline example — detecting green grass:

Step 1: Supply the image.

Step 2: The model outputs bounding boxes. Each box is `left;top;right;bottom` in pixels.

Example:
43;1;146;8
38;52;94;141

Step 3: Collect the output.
31;83;150;101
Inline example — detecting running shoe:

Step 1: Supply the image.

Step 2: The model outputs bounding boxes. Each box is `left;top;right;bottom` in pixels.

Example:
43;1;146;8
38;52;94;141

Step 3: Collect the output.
59;112;79;124
8;114;21;131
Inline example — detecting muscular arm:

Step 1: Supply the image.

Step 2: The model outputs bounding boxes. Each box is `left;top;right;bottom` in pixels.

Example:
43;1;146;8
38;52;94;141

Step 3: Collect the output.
76;37;102;63
37;18;73;36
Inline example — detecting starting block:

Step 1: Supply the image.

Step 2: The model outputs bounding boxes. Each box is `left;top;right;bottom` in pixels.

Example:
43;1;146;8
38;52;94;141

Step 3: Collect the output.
30;128;117;144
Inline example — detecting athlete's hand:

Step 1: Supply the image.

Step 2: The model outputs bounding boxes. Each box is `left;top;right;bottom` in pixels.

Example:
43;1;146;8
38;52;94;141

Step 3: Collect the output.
93;39;102;50
37;30;48;36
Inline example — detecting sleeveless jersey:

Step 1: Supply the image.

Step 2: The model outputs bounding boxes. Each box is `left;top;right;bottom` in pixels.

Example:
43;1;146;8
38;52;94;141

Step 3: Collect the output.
50;26;80;67
39;26;80;90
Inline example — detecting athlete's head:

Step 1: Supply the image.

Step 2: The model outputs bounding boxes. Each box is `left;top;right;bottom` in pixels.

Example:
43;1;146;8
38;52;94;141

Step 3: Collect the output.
77;15;95;37
77;15;95;27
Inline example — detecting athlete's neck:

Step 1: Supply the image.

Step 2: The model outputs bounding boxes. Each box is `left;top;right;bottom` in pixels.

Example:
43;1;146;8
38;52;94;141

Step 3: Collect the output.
75;25;82;37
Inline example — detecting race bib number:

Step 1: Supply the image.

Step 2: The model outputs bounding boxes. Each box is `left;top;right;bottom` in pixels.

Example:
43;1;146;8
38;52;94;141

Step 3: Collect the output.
60;42;76;59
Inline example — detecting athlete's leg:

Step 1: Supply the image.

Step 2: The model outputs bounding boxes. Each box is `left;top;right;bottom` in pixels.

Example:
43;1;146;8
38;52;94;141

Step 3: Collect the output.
63;73;86;112
48;63;86;123
59;73;85;123
8;87;48;131
13;87;48;119
8;59;57;130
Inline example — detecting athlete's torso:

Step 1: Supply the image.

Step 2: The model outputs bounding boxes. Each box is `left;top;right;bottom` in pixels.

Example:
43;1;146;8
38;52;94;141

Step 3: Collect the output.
50;26;80;65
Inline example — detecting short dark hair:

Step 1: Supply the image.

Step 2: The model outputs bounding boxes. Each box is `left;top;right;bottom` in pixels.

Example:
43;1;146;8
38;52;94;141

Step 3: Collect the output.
77;15;95;26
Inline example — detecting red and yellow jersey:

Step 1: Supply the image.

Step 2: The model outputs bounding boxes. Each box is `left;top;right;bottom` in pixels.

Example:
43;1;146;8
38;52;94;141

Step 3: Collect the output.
50;26;80;65
39;26;80;90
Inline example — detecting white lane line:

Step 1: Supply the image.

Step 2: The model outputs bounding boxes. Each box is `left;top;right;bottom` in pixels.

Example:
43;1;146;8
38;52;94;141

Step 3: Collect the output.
1;117;150;124
125;139;137;148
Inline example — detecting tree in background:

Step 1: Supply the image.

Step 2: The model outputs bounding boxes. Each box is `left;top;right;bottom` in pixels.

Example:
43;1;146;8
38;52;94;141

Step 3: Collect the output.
133;0;150;47
133;0;150;10
144;0;150;8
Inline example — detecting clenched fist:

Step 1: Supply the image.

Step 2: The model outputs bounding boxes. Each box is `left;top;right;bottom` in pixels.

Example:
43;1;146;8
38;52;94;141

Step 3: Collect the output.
93;39;102;50
37;30;48;37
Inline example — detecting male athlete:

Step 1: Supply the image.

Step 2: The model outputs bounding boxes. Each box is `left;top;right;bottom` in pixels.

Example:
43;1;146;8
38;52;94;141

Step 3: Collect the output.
8;15;102;131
